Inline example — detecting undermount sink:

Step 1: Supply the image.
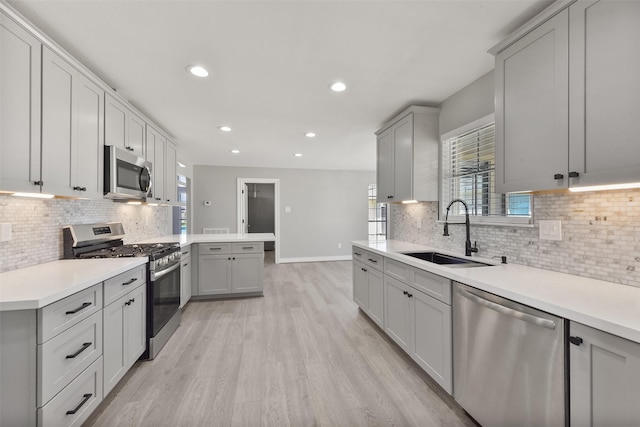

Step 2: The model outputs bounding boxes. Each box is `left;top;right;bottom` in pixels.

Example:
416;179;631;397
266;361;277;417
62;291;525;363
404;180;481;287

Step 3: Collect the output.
401;251;494;268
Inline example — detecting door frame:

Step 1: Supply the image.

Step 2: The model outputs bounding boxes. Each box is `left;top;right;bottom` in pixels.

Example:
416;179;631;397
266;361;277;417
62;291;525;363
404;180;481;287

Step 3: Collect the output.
236;178;280;264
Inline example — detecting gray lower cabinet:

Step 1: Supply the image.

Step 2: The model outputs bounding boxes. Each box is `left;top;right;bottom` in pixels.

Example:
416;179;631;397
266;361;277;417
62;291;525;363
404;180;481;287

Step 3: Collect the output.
197;242;265;296
180;247;192;308
570;321;640;426
356;248;454;394
352;259;384;328
103;282;146;397
0;264;146;425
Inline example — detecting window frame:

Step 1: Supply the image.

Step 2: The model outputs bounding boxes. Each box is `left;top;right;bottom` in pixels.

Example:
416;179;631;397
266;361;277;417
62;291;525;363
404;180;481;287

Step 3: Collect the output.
440;114;533;226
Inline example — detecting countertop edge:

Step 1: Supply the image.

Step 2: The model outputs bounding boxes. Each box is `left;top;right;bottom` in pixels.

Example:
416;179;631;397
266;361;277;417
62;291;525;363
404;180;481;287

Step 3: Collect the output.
0;258;148;312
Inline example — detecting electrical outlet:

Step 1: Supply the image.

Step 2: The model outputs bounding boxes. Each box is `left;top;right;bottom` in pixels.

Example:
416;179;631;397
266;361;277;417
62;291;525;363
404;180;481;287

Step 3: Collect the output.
416;217;422;229
539;220;562;241
285;207;291;213
338;242;342;249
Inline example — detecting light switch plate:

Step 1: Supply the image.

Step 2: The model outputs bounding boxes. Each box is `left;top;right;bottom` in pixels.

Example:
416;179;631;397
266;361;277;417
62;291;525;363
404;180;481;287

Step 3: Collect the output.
0;223;12;242
539;220;562;241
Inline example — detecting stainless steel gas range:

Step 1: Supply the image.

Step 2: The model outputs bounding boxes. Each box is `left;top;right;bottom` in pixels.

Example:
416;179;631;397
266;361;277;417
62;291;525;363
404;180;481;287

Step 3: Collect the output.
63;222;181;359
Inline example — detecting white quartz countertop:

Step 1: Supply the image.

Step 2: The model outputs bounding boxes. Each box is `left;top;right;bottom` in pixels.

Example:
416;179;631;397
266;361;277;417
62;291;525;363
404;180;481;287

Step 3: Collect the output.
0;258;147;311
139;233;276;247
352;240;640;344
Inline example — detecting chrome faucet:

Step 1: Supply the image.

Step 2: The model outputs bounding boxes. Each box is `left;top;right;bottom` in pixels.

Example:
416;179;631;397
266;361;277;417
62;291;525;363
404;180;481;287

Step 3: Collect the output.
443;199;478;257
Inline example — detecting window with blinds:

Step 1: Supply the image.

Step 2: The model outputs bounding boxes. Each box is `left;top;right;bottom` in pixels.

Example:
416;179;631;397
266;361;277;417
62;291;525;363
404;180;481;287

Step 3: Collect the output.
441;122;532;223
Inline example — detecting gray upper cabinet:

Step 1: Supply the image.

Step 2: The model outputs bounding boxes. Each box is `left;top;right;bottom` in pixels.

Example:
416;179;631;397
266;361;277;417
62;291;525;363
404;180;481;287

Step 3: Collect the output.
0;11;42;193
568;0;640;187
494;9;569;193
41;47;104;198
376;106;440;203
146;125;166;202
493;1;640;193
570;321;640;426
105;94;145;158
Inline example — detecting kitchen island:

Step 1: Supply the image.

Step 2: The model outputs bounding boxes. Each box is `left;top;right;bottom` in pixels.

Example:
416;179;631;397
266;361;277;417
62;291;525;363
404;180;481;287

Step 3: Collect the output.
141;233;276;301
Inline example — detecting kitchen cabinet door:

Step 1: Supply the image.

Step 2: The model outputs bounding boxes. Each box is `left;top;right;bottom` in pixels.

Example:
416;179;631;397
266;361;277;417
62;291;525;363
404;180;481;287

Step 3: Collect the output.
384;275;411;353
198;254;232;295
103;295;126;396
411;289;452;394
41;47;104;198
124;284;146;367
74;71;104;199
367;267;384;328
375;106;439;202
376;128;394;202
41;47;74;197
103;283;146;397
146;125;166;202
570;322;640;427
165;141;177;203
353;260;369;310
495;9;569;193
105;94;127;150
0;11;42;193
128;112;145;158
568;0;640;187
231;253;264;293
180;253;192;308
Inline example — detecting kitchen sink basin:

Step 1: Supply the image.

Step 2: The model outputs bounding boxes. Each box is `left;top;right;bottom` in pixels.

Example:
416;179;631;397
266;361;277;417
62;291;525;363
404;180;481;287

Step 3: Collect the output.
401;251;494;268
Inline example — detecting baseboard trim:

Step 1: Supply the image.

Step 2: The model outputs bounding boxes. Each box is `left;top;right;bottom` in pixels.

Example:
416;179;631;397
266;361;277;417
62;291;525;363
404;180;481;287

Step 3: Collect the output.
278;255;352;264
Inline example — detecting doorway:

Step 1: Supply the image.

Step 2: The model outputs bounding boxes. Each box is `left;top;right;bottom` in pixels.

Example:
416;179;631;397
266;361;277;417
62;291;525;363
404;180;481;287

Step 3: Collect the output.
237;178;280;263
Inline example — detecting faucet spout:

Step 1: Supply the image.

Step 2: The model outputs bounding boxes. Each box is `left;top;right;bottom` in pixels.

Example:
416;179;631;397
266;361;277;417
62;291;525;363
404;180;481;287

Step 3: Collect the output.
443;199;479;257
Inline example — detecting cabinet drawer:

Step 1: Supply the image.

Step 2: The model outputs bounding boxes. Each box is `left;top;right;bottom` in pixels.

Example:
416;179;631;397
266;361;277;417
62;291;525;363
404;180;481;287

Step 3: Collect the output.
38;284;102;344
384;258;411;283
104;265;145;306
411;268;452;305
38;311;102;406
200;243;230;254
231;242;263;253
180;244;192;258
38;357;103;427
352;248;383;271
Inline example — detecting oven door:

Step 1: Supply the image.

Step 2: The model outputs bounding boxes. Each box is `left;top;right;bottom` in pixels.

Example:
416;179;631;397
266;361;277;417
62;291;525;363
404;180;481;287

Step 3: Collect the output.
150;262;181;337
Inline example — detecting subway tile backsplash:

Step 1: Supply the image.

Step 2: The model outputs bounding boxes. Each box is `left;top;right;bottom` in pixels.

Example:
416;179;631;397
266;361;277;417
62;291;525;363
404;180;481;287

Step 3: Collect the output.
392;189;640;288
0;195;172;273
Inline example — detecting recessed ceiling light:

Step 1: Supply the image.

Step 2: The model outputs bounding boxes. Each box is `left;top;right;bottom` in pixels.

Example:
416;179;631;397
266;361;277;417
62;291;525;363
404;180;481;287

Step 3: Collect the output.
188;65;209;77
219;126;232;132
305;132;316;138
294;153;303;157
330;81;347;92
230;149;240;154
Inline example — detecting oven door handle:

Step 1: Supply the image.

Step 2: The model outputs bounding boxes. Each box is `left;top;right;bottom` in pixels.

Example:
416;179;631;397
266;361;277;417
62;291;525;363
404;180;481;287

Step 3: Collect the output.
151;262;180;281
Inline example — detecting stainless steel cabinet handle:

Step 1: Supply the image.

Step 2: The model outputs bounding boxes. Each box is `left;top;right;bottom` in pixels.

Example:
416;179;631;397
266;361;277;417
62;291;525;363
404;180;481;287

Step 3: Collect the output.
457;288;556;330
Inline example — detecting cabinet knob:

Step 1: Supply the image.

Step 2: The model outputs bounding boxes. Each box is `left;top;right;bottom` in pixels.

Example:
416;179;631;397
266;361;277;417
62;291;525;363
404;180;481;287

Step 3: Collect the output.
387;195;394;199
403;290;408;295
569;336;583;346
568;171;580;178
554;174;564;180
33;180;44;186
407;293;413;298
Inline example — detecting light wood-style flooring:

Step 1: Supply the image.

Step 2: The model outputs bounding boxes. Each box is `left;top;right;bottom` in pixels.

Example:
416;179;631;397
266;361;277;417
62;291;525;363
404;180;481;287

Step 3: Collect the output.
86;253;476;426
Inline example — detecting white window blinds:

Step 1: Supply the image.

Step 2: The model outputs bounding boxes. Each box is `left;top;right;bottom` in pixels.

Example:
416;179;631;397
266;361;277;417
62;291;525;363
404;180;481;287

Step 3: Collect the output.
442;122;531;222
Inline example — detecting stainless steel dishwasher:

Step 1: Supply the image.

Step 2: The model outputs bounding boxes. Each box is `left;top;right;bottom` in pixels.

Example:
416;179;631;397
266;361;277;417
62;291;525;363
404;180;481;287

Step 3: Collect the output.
453;282;565;427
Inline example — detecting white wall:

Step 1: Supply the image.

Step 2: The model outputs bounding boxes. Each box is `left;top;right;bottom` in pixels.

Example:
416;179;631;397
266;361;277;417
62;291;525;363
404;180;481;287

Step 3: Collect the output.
439;70;494;136
193;165;375;262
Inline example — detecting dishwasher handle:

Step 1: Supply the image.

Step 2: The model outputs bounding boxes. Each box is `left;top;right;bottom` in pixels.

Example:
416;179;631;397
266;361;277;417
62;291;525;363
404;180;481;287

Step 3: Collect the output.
457;287;556;330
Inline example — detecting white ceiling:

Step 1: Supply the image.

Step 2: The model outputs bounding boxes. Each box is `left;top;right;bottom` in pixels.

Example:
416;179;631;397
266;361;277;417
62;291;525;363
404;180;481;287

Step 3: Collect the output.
8;0;552;171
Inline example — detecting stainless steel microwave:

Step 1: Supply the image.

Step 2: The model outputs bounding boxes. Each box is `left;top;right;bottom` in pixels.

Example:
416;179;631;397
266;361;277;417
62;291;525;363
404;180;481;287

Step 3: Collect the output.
104;145;152;200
